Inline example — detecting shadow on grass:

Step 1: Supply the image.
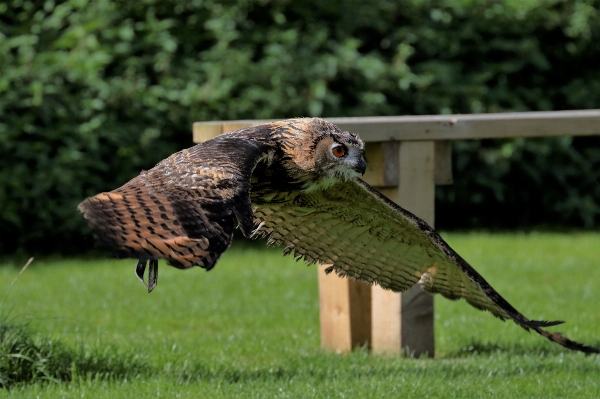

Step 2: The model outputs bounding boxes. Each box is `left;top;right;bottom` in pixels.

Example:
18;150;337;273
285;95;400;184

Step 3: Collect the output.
4;313;597;390
0;315;151;389
158;344;600;386
444;339;600;358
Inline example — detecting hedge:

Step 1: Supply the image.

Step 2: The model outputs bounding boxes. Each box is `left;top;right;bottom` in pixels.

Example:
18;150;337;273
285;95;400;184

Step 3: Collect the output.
1;0;599;255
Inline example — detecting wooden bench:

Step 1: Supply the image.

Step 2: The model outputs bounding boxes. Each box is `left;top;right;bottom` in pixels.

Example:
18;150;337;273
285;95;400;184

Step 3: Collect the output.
194;109;600;357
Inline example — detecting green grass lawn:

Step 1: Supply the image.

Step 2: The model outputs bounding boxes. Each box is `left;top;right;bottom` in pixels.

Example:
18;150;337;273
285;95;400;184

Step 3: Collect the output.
1;232;600;398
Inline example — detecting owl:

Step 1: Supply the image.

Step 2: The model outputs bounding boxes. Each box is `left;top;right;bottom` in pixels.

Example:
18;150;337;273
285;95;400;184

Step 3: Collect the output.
79;118;598;354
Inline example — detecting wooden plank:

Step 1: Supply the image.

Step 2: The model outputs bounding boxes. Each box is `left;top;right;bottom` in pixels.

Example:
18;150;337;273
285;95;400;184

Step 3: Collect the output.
371;286;401;352
193;109;600;142
193;122;223;143
193;122;256;144
371;141;436;357
193;121;261;143
435;141;453;185
331;109;600;141
348;279;371;349
363;142;399;187
222;122;257;134
318;265;371;351
364;141;452;187
318;264;352;352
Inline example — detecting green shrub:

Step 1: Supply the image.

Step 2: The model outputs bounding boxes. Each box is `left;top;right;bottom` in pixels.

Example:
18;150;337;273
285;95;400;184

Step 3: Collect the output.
1;0;599;255
437;136;600;229
0;317;68;387
0;316;149;388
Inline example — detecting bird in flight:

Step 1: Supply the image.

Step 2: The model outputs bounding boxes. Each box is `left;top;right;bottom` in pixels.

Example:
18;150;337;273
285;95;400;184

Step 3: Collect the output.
79;118;599;354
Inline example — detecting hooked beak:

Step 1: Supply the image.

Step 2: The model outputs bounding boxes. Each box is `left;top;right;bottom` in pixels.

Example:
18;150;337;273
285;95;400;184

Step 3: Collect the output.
355;157;367;175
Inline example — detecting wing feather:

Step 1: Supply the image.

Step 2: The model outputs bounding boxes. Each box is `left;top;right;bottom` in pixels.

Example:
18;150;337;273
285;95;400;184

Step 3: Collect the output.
79;126;276;270
252;177;600;354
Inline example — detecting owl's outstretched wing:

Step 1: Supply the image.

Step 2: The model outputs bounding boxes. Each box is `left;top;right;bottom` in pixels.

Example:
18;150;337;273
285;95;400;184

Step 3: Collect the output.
251;178;600;354
79;127;276;291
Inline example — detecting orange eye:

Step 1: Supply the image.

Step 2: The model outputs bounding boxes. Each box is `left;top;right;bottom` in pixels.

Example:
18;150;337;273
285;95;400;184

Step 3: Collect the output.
332;145;347;158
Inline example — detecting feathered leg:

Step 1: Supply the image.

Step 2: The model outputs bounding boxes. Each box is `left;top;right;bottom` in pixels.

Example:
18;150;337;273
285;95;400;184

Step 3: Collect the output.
148;259;158;292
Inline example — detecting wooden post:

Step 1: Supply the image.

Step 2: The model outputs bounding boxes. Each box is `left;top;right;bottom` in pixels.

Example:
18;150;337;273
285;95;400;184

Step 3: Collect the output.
371;141;436;357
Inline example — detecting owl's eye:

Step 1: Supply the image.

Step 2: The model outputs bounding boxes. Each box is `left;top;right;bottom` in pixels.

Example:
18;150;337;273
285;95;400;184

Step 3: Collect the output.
332;145;347;158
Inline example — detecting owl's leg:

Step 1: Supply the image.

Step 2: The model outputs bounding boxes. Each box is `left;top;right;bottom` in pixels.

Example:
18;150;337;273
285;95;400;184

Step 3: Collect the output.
147;259;158;293
135;259;159;293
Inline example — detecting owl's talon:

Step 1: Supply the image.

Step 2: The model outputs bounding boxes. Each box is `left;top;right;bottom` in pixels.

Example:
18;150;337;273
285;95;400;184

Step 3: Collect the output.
135;259;158;292
135;259;147;287
147;259;158;293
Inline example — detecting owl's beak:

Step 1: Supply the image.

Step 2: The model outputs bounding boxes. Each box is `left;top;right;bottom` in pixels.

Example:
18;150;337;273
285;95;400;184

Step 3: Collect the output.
355;158;367;175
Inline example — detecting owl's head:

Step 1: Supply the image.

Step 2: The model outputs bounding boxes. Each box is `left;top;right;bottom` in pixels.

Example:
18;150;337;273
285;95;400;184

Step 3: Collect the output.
311;120;366;181
271;118;367;191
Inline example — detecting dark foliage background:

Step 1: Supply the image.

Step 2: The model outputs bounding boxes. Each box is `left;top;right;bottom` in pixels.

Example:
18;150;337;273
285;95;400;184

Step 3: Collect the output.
1;0;599;255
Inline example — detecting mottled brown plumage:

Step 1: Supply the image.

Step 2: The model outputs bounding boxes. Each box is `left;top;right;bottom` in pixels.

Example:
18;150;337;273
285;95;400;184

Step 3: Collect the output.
79;118;599;354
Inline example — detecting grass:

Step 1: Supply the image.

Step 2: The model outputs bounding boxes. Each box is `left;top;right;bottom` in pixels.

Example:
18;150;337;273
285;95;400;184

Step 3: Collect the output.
1;232;599;398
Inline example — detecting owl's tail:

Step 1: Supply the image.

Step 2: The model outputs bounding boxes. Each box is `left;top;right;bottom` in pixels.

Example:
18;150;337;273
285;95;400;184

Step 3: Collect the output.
78;178;220;273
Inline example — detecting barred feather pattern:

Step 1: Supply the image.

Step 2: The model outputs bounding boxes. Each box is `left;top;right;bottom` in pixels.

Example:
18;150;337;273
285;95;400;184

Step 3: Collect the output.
79;173;230;270
250;177;600;354
79;125;277;271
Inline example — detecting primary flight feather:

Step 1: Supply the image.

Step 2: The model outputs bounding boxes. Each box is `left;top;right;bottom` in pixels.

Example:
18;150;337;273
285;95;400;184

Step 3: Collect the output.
78;118;599;354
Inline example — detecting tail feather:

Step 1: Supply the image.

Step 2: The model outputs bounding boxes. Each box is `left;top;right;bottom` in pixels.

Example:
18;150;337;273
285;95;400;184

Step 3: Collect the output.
78;177;222;270
522;319;564;328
